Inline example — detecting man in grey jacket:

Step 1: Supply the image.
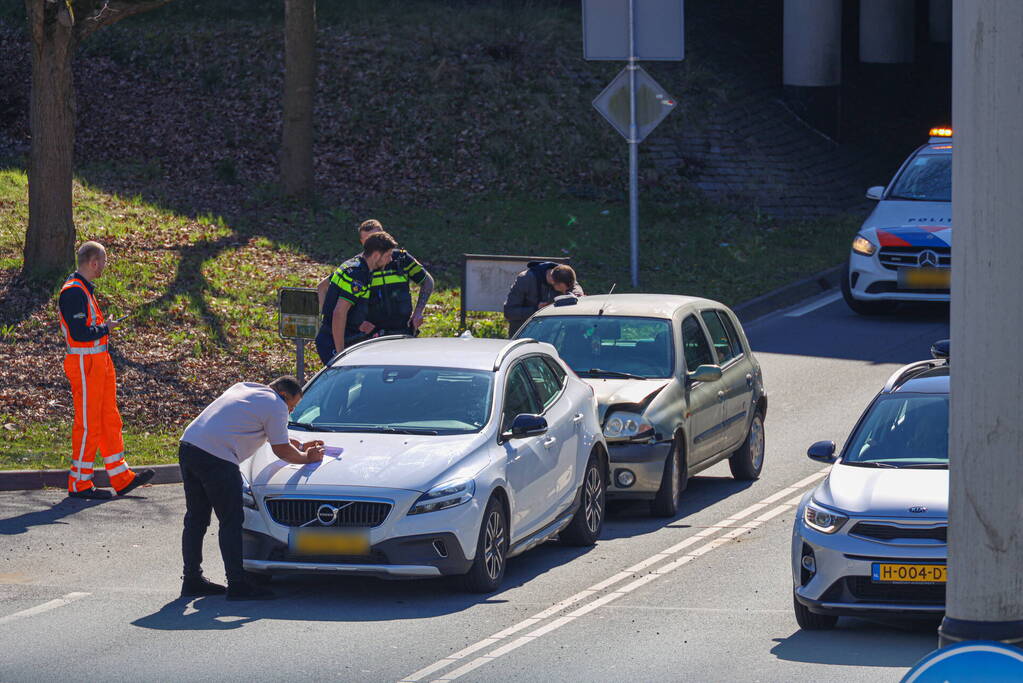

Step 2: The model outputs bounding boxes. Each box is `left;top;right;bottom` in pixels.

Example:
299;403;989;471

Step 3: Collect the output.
503;262;584;337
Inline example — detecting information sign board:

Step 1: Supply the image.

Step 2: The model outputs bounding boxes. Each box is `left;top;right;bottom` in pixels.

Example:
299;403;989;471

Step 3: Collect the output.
583;0;685;61
461;254;569;330
278;287;319;340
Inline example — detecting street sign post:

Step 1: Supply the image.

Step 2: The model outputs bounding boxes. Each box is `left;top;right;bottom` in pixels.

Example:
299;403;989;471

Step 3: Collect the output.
583;0;683;288
278;287;319;383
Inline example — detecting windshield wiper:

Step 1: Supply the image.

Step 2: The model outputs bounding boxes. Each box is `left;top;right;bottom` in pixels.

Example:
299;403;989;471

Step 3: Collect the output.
897;463;949;469
847;461;898;469
580;368;646;380
288;420;319;431
348;426;440;435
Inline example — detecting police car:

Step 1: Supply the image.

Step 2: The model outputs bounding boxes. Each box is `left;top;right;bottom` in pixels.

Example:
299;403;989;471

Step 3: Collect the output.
841;128;952;315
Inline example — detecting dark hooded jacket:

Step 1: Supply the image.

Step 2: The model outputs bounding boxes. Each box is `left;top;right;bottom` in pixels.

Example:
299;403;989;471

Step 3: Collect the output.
503;261;584;336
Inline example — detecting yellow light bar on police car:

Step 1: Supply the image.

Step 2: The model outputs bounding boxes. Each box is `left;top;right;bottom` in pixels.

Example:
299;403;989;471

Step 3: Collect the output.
929;127;953;138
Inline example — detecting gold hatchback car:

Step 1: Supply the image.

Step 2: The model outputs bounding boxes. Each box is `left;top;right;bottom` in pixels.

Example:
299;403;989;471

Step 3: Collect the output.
515;294;767;517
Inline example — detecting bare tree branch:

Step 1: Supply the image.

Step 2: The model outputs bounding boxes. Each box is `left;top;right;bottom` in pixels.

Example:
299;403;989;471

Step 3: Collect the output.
74;0;174;41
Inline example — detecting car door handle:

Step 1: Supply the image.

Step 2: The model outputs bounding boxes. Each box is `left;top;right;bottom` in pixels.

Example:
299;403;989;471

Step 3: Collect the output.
746;373;754;387
542;436;558;448
572;413;585;423
717;390;726;402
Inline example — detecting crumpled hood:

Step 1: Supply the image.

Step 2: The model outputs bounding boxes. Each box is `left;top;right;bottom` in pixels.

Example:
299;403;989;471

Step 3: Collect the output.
580;378;670;420
813;464;948;519
247;431;486;492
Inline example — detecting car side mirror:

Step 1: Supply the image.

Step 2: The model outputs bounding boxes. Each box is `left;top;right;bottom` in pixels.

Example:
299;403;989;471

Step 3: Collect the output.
807;440;837;463
687;364;722;383
503;414;548;440
865;186;884;200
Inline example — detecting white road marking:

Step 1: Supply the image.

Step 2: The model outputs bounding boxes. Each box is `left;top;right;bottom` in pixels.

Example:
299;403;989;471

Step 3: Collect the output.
399;467;831;683
0;592;90;625
784;291;843;317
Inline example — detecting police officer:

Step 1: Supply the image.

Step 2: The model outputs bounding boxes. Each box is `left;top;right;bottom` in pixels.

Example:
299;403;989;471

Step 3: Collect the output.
314;232;398;366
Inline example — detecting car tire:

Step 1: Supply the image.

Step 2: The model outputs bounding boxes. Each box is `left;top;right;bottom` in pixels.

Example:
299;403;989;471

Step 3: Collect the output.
729;411;765;481
650;434;687;518
560;453;606;546
461;496;508;594
841;261;898;316
793;592;838;630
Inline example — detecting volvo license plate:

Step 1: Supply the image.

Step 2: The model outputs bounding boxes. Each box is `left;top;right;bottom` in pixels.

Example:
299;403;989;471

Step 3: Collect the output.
872;563;947;584
290;528;369;556
898;268;950;289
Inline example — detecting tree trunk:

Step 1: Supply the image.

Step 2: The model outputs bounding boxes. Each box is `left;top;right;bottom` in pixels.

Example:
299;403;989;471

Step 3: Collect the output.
281;0;316;198
23;0;77;280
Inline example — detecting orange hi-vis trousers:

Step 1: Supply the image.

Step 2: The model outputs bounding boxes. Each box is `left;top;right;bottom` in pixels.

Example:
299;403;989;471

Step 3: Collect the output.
64;350;136;493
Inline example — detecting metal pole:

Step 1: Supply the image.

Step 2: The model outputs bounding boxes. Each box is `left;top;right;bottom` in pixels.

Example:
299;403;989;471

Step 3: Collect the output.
938;0;1023;648
627;0;639;289
296;339;305;385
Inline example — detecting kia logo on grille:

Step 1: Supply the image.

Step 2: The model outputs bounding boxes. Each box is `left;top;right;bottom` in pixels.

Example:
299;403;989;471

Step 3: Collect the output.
909;506;928;514
917;250;939;268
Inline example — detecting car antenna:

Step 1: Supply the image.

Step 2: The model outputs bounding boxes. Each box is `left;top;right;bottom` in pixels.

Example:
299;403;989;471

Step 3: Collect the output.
598;283;616;316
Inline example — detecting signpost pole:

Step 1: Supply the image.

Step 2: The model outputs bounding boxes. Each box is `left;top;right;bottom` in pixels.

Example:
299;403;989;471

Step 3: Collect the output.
627;0;640;289
296;339;305;384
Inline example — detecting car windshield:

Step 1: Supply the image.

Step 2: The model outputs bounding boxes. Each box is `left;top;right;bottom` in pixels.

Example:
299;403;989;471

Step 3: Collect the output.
292;365;493;434
519;315;673;379
843;394;949;467
888;153;951;201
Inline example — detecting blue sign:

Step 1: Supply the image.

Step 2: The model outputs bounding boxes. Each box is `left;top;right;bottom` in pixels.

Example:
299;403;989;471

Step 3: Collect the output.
903;641;1023;682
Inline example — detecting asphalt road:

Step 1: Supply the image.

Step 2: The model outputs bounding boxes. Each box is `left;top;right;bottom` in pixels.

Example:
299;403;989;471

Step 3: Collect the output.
0;294;950;682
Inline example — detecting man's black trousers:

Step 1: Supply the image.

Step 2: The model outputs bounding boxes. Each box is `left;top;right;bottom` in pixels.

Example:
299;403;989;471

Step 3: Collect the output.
178;442;245;585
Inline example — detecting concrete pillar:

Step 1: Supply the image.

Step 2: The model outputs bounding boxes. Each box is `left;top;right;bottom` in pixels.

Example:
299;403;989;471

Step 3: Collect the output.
930;0;952;43
782;0;842;138
860;0;915;63
938;0;1023;648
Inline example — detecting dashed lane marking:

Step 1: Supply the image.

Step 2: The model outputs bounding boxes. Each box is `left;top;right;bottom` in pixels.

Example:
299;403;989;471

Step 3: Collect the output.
0;592;90;625
398;468;828;683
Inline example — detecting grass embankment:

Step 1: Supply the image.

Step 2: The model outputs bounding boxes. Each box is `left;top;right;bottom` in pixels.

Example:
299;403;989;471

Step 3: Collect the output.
0;1;860;470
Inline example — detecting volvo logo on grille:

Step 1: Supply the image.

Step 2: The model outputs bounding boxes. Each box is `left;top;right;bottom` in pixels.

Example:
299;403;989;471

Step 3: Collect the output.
314;501;354;526
917;250;939;268
909;506;928;514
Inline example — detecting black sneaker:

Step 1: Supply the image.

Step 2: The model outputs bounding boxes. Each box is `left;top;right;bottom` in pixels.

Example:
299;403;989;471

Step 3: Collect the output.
226;582;276;601
68;487;113;500
181;576;227;597
116;468;156;496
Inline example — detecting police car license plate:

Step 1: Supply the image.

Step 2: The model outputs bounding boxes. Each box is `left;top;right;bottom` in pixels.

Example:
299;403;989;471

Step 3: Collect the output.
872;563;947;584
290;528;369;556
899;267;950;289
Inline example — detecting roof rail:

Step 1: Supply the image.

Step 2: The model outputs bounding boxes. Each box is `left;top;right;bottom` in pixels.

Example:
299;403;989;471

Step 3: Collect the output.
493;338;539;371
327;334;413;366
883;358;947;393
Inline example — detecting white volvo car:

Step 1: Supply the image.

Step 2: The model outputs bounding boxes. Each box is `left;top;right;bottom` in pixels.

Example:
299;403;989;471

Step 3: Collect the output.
240;336;608;592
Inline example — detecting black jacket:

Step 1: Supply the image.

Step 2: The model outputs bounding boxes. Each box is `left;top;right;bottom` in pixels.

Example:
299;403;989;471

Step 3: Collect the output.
503;261;583;336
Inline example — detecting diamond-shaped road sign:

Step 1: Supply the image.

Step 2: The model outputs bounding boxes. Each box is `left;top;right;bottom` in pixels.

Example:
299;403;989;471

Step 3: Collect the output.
592;65;677;143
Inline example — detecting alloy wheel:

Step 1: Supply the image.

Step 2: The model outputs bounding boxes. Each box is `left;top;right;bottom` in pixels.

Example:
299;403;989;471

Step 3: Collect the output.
583;464;604;534
750;416;765;470
483;509;506;580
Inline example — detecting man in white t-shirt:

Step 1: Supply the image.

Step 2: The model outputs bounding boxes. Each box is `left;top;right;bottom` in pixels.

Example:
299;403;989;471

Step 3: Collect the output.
178;376;324;600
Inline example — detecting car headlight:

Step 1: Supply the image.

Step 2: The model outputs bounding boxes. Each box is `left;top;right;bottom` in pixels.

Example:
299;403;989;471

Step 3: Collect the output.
241;476;257;510
408;479;475;515
803;501;848;534
603;411;654;440
852;235;877;256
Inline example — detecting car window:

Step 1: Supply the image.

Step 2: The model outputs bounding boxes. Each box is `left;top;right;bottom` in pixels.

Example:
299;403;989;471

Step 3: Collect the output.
716;311;745;360
292;365;494;434
523;356;563;409
502;364;541;432
843;394;949;466
681;315;715;371
701;310;737;365
518;315;673;379
889;153;951;201
543;356;567;384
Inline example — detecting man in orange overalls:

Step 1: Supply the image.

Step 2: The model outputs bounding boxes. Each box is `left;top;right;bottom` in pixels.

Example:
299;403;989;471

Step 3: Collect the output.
58;241;154;499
